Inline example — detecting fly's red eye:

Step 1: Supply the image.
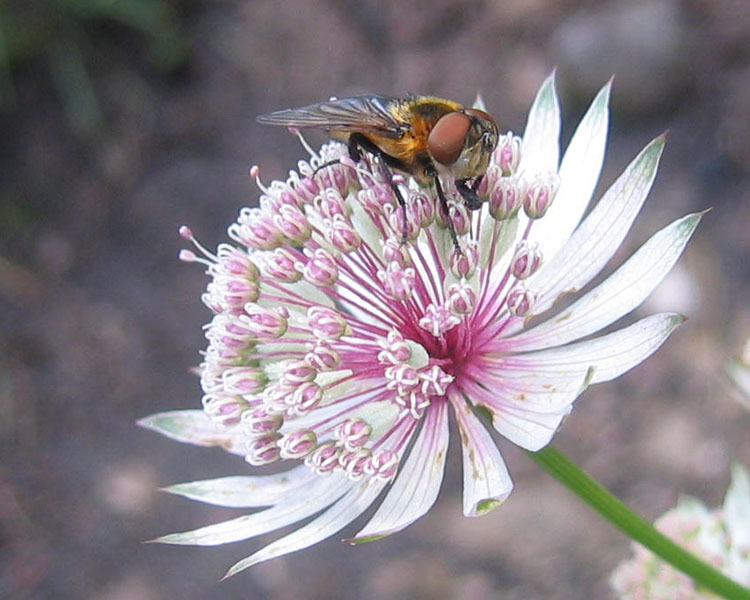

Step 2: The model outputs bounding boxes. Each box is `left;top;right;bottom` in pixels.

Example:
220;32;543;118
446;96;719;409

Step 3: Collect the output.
428;112;471;166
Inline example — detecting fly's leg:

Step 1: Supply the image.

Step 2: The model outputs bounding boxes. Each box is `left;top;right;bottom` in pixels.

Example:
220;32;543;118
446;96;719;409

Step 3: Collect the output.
313;159;341;176
456;177;483;211
426;166;461;254
349;133;410;244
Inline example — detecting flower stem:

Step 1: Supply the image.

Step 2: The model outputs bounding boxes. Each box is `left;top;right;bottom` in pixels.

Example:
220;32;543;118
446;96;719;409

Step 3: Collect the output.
526;445;750;599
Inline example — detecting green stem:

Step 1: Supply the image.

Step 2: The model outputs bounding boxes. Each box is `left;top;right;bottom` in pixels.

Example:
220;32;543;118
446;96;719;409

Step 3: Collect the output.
527;445;750;599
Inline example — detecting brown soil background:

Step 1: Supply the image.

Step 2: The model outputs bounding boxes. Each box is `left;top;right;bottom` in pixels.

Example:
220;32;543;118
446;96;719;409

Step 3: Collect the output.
2;1;750;598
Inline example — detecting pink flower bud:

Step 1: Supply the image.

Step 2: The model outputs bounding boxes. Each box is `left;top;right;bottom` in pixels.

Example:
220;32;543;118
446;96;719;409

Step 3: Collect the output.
377;329;412;365
385;364;420;396
241;304;289;339
387;202;420;242
296;173;320;202
419;365;454;396
334;418;372;450
263;247;302;283
241;407;283;436
511;242;542;280
325;214;361;252
245;433;281;465
418;303;461;337
381;236;412;267
275;204;311;245
279;429;317;459
496;132;523;175
395;390;431;419
305;442;341;475
216;244;259;279
357;187;386;216
287;382;323;416
339;448;372;481
450;241;479;279
308;306;348;340
281;359;317;385
489;176;524;220
448;202;471;236
367;449;399;480
412;191;436;227
222;366;268;395
314;188;348;219
286;170;318;204
229;207;283;250
507;286;537;317
262;382;295;414
201;392;248;427
378;262;415;301
523;172;560;219
447;281;477;315
304;343;341;370
302;248;339;287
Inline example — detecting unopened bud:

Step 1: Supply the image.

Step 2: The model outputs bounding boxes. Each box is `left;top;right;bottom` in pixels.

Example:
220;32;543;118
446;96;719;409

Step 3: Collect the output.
511;242;542;280
523;172;559;219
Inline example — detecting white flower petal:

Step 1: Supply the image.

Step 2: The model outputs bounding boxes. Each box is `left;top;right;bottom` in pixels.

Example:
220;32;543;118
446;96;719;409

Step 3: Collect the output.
517;71;561;176
488;401;573;452
505;313;684;385
480;217;519;279
156;472;352;546
725;464;750;550
462;365;592;451
453;397;513;517
528;81;611;259
352;401;449;541
523;135;666;323
223;477;387;577
137;410;245;455
163;465;318;508
727;359;750;405
507;212;702;352
471;365;593;411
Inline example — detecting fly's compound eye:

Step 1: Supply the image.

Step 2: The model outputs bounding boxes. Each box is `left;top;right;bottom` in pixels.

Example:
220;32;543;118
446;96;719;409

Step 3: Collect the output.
428;112;472;166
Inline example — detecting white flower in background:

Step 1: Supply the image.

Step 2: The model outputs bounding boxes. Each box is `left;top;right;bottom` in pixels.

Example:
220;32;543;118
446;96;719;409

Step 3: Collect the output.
140;74;701;577
727;337;750;411
611;465;750;598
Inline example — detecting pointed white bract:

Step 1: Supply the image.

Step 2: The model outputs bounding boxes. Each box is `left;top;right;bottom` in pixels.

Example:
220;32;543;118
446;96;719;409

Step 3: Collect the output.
610;465;750;598
142;75;700;576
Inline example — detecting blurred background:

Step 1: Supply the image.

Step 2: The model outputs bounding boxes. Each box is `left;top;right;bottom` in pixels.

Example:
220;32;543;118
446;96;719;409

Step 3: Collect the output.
1;1;750;598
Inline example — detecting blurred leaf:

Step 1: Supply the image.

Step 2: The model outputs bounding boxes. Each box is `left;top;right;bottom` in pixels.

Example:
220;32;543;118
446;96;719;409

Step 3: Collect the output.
49;27;102;135
0;2;13;105
0;0;187;127
58;0;187;69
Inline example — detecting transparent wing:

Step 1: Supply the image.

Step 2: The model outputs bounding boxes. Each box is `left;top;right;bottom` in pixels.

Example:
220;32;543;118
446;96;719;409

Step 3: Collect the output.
257;95;403;138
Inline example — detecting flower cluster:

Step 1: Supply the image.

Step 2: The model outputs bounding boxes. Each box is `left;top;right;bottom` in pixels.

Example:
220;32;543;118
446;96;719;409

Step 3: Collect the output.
611;465;750;598
140;74;701;577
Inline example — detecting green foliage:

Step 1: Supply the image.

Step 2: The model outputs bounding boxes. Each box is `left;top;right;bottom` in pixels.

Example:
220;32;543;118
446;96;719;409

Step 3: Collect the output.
0;0;188;135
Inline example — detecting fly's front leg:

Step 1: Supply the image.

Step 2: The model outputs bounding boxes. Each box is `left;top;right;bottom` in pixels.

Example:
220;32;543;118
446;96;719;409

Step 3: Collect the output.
349;133;409;244
313;159;341;177
456;177;483;211
426;166;461;254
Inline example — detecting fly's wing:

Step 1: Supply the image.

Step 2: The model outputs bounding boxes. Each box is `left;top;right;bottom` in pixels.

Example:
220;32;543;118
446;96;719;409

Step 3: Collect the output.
257;95;403;139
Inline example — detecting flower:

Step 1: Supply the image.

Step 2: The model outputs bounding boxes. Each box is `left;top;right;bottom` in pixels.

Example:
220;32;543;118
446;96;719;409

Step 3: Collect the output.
140;74;701;577
610;465;750;598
